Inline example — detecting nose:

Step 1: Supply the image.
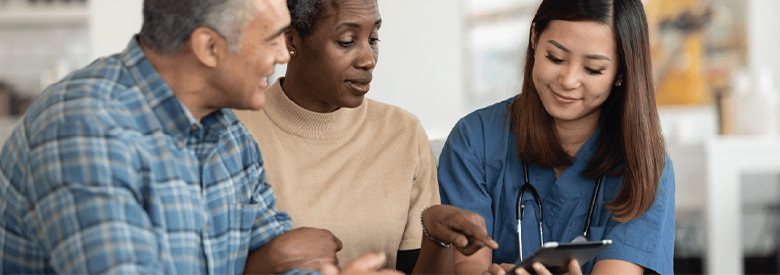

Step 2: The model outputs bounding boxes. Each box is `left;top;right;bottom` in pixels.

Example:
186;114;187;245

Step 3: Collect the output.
355;43;376;71
559;65;581;90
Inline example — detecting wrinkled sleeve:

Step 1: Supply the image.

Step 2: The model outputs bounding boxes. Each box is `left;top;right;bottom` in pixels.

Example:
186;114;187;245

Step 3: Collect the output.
595;155;676;274
437;116;495;234
399;122;441;250
26;120;162;274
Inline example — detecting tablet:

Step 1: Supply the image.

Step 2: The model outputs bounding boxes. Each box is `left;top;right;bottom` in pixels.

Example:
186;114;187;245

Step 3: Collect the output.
509;239;612;273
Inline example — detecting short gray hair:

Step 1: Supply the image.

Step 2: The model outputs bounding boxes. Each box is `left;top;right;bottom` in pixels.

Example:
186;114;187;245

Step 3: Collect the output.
139;0;257;54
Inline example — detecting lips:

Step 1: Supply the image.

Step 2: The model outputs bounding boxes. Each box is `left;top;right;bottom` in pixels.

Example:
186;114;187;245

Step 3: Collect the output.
345;78;372;94
550;90;579;103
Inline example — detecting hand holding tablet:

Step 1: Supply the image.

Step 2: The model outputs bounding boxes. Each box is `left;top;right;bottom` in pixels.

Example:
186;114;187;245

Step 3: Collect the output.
509;240;612;274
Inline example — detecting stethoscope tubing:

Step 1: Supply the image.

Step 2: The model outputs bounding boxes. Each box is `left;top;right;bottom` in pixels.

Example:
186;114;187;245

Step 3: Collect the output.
516;161;603;260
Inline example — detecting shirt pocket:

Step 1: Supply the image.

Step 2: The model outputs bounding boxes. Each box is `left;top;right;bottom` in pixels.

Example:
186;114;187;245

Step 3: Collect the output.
563;221;606;243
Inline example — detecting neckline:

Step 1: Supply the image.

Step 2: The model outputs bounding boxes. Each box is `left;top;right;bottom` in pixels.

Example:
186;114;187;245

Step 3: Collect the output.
262;78;367;140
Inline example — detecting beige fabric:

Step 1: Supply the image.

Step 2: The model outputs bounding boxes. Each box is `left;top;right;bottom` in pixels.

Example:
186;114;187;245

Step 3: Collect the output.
235;79;440;268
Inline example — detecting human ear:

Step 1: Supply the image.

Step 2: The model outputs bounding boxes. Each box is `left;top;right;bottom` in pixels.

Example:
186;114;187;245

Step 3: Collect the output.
285;28;299;57
189;27;226;68
614;74;624;87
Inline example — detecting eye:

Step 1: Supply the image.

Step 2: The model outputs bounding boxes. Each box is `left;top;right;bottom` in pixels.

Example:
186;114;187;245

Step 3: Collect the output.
339;39;356;47
585;67;604;75
369;37;381;45
545;54;564;64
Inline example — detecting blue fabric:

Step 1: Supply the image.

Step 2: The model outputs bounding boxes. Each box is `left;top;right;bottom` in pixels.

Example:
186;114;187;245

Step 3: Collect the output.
438;97;676;274
0;37;298;274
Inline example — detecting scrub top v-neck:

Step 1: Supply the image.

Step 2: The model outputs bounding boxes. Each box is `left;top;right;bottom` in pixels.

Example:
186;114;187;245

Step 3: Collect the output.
437;96;675;274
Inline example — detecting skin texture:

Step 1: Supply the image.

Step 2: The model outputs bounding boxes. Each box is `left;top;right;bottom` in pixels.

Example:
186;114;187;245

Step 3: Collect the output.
413;205;499;274
208;0;292;112
531;20;620;152
531;20;621;177
454;20;644;275
280;1;499;273
142;1;390;274
244;227;343;274
283;0;381;113
277;2;500;273
142;0;291;120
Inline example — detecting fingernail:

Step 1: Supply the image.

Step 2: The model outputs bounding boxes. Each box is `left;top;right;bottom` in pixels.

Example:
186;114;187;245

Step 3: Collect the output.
533;262;544;271
490;240;499;248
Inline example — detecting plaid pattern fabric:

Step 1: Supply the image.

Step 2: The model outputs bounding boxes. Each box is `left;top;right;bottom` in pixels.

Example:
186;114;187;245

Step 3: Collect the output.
0;38;294;274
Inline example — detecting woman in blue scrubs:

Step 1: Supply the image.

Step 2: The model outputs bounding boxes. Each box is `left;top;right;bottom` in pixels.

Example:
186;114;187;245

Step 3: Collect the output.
437;0;674;274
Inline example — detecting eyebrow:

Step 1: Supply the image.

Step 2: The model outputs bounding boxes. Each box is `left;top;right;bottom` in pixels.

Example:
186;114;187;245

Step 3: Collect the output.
547;40;611;61
265;24;290;42
335;18;383;30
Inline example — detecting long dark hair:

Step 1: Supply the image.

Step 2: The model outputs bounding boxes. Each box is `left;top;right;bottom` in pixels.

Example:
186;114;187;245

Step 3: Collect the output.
508;0;665;222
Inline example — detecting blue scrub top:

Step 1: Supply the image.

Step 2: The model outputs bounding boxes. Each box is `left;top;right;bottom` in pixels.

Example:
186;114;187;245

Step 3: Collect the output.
438;97;675;274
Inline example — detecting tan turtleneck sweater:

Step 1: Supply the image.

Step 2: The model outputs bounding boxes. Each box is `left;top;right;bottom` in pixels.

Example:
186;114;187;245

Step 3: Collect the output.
235;79;439;268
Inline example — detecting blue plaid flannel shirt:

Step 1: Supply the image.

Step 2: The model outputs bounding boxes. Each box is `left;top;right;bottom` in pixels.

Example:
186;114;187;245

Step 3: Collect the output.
0;38;302;274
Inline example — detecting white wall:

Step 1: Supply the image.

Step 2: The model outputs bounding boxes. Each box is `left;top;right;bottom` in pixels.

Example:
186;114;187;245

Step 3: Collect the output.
90;0;464;139
88;0;143;59
368;0;464;139
747;0;780;88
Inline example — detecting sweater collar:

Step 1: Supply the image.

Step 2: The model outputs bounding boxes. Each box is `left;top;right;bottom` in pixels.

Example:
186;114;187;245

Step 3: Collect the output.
263;78;366;140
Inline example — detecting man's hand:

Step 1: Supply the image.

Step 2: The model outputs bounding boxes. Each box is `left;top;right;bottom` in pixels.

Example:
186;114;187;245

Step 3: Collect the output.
244;227;342;274
422;205;499;256
321;253;402;275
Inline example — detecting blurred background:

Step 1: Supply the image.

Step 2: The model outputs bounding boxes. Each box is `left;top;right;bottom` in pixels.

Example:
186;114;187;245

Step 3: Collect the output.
1;0;778;273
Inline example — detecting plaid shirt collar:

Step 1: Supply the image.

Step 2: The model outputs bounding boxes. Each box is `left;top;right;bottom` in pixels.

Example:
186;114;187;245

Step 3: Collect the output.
119;36;238;142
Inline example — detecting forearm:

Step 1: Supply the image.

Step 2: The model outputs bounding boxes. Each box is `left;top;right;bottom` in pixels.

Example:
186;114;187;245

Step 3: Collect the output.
412;239;454;274
591;259;644;275
244;248;295;274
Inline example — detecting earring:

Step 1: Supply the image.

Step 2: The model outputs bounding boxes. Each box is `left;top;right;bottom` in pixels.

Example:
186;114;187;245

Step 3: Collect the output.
615;81;622;87
289;50;296;57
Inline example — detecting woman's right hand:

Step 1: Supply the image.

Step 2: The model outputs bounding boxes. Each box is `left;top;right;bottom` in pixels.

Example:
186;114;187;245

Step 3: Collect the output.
321;253;401;275
422;205;499;255
483;260;583;275
483;263;518;275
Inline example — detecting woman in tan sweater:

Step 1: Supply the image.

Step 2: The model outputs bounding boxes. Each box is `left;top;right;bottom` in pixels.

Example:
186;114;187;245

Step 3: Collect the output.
235;0;497;273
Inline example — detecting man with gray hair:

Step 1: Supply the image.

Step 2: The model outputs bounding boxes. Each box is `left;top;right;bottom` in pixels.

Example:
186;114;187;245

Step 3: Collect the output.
0;0;390;273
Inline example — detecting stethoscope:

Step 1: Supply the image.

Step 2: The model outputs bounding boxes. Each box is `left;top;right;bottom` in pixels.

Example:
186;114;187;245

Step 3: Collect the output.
516;162;604;259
